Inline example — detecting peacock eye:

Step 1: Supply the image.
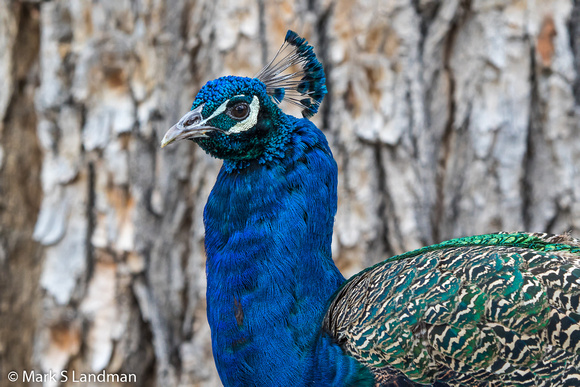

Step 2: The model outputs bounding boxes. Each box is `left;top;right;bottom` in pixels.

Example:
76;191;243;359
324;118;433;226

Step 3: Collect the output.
228;102;250;120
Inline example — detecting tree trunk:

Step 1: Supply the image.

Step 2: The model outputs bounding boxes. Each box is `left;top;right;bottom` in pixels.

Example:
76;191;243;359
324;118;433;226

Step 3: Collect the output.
1;0;579;386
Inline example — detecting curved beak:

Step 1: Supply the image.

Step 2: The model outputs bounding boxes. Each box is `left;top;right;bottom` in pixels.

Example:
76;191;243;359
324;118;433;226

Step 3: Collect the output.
161;104;220;148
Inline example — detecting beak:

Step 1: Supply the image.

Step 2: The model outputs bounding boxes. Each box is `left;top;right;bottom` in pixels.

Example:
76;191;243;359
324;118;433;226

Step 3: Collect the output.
161;104;219;148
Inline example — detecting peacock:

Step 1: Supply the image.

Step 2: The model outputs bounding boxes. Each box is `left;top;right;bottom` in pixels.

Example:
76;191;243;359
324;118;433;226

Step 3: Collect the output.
161;30;580;386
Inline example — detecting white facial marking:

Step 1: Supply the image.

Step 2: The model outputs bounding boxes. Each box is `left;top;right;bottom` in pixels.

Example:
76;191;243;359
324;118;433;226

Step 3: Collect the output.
205;100;229;122
228;96;260;134
193;95;260;135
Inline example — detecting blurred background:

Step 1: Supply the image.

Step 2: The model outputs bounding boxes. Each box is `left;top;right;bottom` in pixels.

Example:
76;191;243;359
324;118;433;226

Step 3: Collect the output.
1;0;579;386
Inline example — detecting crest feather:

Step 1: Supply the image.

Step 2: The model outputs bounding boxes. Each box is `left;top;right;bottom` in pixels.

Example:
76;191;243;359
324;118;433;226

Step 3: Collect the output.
255;30;327;118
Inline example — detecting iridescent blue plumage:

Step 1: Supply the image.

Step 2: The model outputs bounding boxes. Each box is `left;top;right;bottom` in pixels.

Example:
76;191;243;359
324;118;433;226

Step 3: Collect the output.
161;31;377;386
161;30;580;387
204;116;372;385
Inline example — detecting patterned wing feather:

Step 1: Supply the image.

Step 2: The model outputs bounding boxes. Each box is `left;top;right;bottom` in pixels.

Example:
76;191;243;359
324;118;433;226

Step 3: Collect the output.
323;232;580;386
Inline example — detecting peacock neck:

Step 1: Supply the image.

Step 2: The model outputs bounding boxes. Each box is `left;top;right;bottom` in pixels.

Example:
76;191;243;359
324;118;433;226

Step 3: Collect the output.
203;116;357;385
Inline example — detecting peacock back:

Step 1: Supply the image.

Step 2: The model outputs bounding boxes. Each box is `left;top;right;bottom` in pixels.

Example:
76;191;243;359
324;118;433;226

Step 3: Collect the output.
324;232;580;386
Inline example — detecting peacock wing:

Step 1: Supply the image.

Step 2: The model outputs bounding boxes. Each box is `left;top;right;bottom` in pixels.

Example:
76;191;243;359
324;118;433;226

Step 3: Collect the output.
323;232;580;386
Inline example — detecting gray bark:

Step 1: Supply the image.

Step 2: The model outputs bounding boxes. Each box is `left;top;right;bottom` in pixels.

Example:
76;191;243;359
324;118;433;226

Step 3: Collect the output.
1;0;579;386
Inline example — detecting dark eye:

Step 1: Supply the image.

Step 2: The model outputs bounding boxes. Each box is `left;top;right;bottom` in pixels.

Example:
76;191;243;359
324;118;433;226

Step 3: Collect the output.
228;102;250;120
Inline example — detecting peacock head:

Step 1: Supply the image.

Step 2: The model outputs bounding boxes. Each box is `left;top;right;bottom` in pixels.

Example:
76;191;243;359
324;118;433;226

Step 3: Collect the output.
160;31;326;163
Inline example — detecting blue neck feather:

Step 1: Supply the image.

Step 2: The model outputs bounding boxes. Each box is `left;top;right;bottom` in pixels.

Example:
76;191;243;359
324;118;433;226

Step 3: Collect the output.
204;116;373;386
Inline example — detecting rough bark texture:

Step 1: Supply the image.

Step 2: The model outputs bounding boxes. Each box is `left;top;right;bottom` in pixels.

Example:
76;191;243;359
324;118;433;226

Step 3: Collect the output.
1;0;579;386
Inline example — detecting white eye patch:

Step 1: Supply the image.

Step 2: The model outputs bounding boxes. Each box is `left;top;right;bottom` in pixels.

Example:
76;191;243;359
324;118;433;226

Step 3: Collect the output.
227;96;260;134
199;95;260;134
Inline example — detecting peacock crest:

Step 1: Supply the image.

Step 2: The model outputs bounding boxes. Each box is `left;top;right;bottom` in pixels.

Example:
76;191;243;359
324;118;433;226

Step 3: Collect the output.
255;30;327;118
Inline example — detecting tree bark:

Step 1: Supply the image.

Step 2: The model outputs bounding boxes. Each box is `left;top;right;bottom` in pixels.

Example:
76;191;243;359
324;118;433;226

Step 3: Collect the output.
1;0;579;386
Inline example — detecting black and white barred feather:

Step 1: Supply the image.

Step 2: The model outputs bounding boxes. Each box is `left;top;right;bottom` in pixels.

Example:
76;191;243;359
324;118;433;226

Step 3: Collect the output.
324;232;580;386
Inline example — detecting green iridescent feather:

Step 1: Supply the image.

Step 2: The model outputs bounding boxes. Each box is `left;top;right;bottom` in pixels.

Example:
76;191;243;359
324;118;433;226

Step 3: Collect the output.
323;232;580;386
